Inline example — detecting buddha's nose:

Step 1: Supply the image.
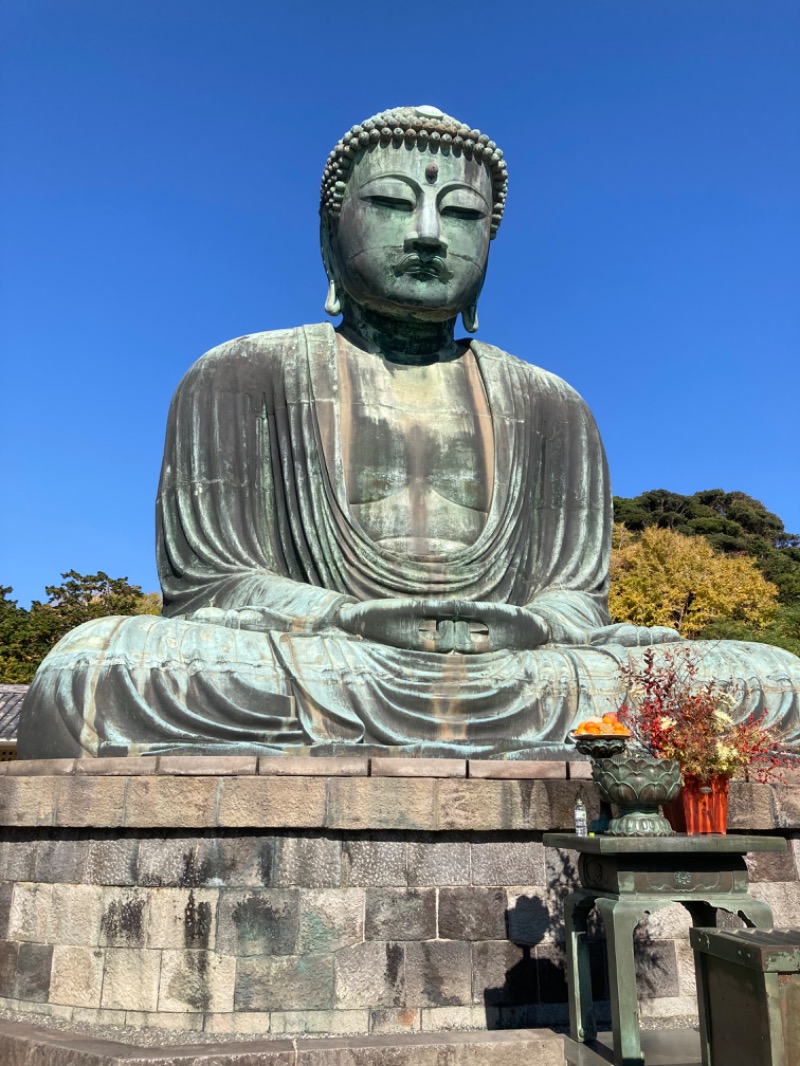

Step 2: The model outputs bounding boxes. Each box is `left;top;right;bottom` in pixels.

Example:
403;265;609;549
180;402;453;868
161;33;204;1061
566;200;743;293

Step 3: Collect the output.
405;197;448;254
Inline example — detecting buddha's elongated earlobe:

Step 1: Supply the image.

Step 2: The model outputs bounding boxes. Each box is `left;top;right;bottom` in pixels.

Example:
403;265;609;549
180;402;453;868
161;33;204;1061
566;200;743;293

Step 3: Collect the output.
461;302;479;334
325;279;342;317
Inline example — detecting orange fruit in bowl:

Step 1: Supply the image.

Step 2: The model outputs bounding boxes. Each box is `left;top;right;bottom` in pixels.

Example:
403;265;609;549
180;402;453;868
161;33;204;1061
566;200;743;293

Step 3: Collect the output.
572;715;629;739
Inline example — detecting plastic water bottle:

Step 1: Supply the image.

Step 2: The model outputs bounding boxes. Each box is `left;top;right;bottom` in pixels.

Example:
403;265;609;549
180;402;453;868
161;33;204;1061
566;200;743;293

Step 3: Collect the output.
574;796;587;837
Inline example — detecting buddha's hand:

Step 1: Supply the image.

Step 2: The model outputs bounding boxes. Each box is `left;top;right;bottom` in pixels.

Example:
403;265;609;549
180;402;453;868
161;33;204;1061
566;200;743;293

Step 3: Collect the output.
334;599;549;654
189;604;351;633
190;606;290;631
586;623;683;647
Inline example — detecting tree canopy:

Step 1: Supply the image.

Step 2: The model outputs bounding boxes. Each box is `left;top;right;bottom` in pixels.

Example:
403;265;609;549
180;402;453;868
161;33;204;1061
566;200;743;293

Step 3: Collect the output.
612;490;800;656
0;572;160;684
613;489;800;605
609;524;779;637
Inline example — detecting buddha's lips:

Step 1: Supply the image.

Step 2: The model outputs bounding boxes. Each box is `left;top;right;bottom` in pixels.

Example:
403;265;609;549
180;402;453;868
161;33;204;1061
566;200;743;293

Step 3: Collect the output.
393;255;454;282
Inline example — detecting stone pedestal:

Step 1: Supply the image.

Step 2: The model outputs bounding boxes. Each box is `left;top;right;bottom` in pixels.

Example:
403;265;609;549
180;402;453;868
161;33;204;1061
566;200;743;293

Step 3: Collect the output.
0;756;797;1048
0;1018;567;1065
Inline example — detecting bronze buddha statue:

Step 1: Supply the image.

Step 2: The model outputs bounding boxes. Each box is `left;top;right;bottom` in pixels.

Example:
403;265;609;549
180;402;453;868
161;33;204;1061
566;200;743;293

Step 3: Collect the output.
19;106;800;758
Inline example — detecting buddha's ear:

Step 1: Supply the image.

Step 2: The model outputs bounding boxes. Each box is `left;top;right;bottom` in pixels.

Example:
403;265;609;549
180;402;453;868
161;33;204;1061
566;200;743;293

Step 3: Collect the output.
325;280;342;317
461;252;488;334
461;302;479;334
319;215;343;318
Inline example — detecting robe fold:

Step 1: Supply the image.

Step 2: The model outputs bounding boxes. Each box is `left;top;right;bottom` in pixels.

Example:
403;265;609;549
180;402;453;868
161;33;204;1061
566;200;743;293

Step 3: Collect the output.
18;324;800;758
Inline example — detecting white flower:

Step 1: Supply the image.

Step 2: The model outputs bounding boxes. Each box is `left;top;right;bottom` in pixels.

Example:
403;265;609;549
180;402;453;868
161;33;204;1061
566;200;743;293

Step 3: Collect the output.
714;741;738;772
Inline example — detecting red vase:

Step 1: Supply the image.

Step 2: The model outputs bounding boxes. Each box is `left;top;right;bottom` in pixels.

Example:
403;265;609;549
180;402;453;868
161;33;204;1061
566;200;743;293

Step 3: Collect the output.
663;774;730;835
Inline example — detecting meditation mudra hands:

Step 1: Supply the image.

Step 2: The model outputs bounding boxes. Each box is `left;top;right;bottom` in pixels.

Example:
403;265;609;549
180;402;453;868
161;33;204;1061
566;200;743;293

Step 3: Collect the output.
192;601;683;653
191;600;548;652
335;599;550;654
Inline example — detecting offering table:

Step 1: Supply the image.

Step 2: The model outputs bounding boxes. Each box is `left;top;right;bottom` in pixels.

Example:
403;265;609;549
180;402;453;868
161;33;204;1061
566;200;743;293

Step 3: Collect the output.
544;833;785;1066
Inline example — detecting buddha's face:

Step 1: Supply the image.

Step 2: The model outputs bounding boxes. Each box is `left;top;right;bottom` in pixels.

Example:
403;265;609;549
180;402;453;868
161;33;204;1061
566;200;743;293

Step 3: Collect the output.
331;143;493;322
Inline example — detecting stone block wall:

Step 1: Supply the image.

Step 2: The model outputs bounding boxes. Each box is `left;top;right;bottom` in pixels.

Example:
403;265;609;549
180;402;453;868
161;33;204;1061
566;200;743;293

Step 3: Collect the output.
0;757;797;1039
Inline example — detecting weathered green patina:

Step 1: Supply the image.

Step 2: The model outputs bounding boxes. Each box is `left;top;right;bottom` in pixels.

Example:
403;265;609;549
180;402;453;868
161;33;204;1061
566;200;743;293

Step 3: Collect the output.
691;926;800;1066
17;105;800;758
545;833;784;1066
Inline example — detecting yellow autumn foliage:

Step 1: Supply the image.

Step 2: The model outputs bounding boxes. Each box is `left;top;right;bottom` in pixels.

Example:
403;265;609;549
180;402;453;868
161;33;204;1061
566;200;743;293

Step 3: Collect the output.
609;524;779;638
133;591;162;616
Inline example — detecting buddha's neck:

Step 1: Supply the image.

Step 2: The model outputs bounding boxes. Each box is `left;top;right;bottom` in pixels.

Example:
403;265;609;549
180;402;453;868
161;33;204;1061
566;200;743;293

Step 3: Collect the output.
338;302;460;365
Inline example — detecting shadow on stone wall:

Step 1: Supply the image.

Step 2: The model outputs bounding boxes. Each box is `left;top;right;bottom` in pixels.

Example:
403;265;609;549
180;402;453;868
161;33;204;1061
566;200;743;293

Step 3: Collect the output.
482;895;611;1029
480;847;676;1030
483;849;610;1029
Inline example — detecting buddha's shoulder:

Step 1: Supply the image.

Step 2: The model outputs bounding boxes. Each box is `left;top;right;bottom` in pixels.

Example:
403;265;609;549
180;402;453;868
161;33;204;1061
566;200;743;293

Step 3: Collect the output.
175;324;329;390
195;324;319;368
472;339;590;409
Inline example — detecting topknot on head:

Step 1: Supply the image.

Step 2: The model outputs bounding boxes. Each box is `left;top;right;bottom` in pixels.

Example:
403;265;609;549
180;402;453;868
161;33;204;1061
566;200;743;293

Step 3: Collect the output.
320;105;509;239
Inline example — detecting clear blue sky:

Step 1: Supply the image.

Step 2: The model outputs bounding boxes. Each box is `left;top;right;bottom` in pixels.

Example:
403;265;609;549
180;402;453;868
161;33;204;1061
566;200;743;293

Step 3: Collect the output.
2;1;798;606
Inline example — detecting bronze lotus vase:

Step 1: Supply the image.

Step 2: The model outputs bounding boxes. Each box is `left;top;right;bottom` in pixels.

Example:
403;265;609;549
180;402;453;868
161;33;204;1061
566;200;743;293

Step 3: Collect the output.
571;735;681;836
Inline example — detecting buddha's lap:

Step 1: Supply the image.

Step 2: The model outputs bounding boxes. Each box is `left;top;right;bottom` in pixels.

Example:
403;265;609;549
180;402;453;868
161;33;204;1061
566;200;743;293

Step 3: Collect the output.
37;612;800;699
19;613;800;759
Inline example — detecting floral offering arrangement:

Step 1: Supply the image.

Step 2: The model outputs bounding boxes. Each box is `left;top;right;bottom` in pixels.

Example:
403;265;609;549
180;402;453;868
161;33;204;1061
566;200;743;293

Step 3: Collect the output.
617;648;788;783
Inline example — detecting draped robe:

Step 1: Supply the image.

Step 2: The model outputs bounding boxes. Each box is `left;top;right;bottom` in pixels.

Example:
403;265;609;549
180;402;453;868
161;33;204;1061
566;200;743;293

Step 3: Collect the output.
18;324;800;758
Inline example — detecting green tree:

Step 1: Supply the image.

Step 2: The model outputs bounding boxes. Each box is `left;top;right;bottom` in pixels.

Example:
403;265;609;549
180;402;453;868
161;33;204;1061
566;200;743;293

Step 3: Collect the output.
698;605;800;659
0;572;161;684
0;587;34;684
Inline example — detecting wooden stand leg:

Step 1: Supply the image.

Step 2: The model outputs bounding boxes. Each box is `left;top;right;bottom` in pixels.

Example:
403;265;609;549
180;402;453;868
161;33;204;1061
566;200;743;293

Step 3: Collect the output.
596;897;645;1066
564;892;597;1042
692;940;713;1066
